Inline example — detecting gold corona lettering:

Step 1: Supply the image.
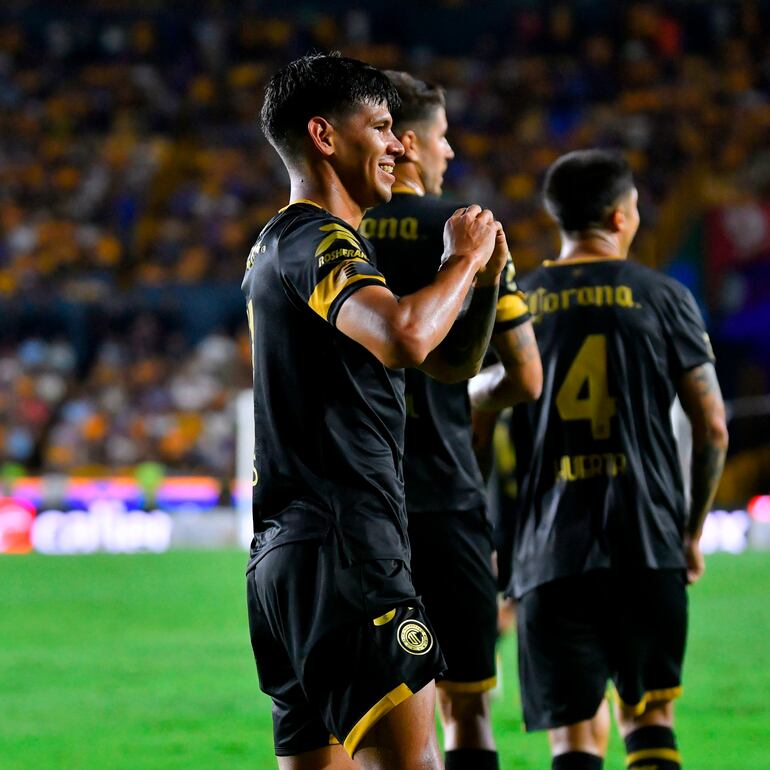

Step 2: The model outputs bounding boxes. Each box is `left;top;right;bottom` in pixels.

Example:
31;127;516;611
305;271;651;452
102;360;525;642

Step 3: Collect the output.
529;285;640;320
378;218;398;238
360;217;420;241
616;285;633;307
400;217;418;240
555;453;628;482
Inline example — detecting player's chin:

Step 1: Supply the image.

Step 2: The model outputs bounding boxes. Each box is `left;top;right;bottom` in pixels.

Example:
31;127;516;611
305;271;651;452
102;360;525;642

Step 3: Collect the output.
371;179;393;204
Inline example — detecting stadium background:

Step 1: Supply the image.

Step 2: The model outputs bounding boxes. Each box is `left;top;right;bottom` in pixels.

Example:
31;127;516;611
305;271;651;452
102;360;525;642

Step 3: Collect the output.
1;1;769;768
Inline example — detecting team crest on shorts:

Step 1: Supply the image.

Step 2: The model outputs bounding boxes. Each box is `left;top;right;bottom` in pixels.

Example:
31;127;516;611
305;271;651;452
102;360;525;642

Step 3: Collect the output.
397;620;433;655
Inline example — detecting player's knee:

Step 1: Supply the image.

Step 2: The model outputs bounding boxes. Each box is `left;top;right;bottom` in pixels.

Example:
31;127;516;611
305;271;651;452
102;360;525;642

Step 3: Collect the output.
624;725;682;769
617;699;674;737
437;688;491;726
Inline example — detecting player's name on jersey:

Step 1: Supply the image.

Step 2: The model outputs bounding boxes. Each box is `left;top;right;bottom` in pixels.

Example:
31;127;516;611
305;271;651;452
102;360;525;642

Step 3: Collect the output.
360;216;419;241
528;284;641;320
555;452;628;483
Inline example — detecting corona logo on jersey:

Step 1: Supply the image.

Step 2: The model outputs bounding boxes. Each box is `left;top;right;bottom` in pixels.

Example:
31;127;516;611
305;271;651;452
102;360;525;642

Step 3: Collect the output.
528;284;640;321
359;216;419;241
397;620;433;655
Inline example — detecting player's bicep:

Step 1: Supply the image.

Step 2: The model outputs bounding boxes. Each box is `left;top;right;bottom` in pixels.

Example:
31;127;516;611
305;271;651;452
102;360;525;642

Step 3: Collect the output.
492;322;541;372
336;284;414;367
676;363;727;436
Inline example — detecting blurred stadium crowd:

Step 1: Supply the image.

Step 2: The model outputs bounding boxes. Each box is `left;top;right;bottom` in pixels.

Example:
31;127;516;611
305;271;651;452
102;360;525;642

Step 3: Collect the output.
1;0;769;504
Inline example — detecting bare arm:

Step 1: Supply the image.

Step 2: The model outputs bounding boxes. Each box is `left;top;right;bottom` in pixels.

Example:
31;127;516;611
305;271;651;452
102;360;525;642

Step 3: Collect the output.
468;321;543;411
419;224;512;383
336;206;497;368
676;362;729;583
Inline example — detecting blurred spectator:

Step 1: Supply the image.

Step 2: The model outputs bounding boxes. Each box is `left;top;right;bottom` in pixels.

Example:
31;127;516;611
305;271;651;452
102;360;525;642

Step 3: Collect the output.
1;1;769;477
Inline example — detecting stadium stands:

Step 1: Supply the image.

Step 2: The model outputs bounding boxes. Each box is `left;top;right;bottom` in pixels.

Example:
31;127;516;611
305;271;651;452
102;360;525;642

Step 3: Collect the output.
1;1;768;487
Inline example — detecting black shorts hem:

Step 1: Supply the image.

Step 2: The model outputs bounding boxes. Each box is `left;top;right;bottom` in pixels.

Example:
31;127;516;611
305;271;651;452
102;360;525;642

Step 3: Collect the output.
613;684;684;716
274;734;337;757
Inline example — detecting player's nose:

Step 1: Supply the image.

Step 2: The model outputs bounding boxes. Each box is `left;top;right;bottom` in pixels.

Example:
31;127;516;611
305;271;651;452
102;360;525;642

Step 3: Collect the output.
388;133;405;159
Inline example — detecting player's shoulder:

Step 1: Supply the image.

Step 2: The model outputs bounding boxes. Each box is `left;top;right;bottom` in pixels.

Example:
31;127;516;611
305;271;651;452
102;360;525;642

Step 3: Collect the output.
279;203;367;260
619;260;694;303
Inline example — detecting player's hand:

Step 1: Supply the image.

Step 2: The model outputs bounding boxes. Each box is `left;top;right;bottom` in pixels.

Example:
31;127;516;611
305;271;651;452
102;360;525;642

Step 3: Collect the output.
442;204;497;271
475;222;510;287
684;534;705;584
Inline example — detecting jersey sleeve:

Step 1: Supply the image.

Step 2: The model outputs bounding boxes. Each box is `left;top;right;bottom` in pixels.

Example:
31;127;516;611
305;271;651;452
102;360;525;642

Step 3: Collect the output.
280;217;391;327
494;257;531;333
662;283;715;375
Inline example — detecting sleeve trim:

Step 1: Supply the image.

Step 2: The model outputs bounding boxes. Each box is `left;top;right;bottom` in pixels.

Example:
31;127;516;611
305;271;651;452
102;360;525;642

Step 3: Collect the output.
328;276;389;327
493;313;531;334
307;261;386;322
496;293;529;324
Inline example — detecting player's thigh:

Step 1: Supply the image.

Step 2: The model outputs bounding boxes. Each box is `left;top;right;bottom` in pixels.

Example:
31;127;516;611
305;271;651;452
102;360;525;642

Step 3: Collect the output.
517;571;611;732
354;680;441;770
277;744;357;770
609;569;687;726
409;509;497;688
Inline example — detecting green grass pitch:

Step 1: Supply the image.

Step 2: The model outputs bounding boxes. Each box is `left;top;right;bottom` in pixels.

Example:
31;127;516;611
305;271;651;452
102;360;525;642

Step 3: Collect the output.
1;550;768;769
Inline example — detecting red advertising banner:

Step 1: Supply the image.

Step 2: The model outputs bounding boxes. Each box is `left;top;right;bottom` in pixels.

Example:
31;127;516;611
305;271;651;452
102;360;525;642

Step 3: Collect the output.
0;497;36;554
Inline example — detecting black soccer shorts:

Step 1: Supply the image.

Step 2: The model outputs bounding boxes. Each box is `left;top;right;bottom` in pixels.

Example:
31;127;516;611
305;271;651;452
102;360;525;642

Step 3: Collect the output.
517;568;687;731
408;507;498;693
246;537;446;757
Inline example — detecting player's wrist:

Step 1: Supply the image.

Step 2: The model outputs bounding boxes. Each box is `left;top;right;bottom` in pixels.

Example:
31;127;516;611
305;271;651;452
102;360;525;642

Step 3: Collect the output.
440;250;486;273
474;270;502;288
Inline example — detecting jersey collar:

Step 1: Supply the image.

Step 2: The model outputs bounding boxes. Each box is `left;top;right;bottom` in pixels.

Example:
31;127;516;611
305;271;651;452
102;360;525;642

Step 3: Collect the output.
542;255;624;267
279;198;325;213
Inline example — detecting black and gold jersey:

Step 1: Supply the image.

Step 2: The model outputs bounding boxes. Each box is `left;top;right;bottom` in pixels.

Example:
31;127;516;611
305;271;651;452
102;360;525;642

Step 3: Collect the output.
242;201;407;569
509;257;715;598
361;191;530;513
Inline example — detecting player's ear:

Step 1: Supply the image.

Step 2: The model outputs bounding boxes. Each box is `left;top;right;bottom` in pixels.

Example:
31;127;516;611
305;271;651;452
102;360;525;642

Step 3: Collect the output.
399;129;420;163
607;206;624;232
307;116;335;157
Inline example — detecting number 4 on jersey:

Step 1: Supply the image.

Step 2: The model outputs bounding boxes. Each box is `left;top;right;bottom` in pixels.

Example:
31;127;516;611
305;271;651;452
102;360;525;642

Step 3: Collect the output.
555;334;617;440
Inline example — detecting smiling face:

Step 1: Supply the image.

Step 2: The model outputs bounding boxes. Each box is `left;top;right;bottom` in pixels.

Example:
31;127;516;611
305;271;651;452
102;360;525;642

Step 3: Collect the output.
412;106;454;195
330;100;405;209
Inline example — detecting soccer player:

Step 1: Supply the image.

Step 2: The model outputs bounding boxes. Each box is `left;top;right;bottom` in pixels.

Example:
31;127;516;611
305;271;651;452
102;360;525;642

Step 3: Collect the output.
243;54;507;770
361;72;542;770
507;149;728;770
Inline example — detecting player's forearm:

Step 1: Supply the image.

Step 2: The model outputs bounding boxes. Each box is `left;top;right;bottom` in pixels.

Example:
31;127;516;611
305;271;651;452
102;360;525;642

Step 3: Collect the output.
678;364;729;540
688;428;728;539
469;322;543;410
469;363;525;411
391;253;483;365
432;278;499;376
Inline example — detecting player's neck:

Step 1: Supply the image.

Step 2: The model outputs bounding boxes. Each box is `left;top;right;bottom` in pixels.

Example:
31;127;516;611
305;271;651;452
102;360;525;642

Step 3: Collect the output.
558;232;627;262
288;168;365;228
393;166;425;196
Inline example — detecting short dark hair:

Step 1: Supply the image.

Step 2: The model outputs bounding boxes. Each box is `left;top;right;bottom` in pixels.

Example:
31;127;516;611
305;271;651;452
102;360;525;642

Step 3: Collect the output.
384;70;445;134
543;149;635;232
261;52;400;159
